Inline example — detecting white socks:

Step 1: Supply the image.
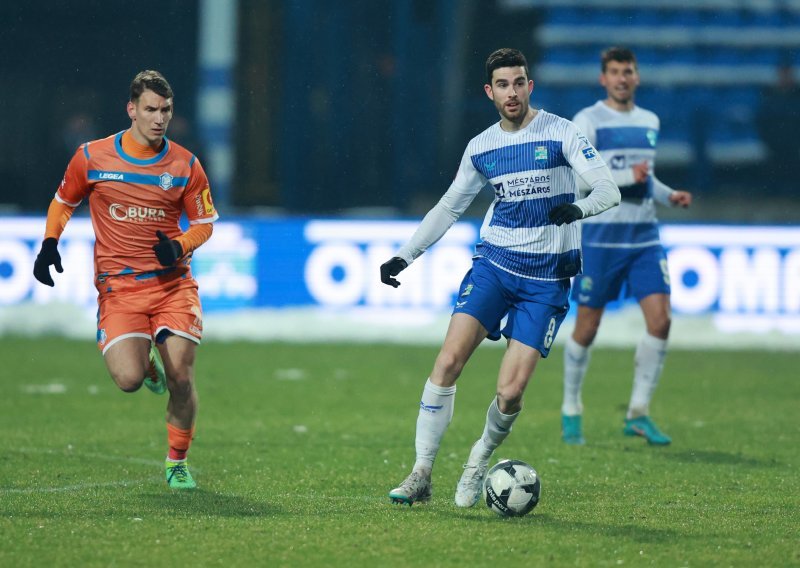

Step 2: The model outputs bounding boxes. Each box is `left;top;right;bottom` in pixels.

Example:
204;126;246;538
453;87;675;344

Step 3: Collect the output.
628;334;668;419
562;335;590;416
413;378;456;472
468;397;520;465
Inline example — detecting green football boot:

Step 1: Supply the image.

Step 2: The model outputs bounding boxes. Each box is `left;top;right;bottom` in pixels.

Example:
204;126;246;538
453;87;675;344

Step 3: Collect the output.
144;344;167;395
166;460;197;489
624;416;672;446
561;414;586;445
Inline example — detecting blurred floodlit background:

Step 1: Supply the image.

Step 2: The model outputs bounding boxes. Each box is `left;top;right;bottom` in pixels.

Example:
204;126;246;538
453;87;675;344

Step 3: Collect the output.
1;0;798;347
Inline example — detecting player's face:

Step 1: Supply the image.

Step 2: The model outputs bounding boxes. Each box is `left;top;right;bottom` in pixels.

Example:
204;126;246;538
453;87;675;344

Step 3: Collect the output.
600;60;639;106
127;89;174;147
485;66;533;125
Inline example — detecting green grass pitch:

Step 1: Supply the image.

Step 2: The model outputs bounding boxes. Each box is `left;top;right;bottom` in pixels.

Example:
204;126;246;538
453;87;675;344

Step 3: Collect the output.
1;337;797;566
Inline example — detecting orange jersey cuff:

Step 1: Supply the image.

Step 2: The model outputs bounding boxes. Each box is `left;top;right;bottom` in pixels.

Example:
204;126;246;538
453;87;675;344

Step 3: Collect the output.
175;223;213;256
44;199;76;240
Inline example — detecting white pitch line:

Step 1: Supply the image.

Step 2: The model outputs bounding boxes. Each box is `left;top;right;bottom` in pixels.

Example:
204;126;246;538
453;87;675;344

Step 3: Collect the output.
0;479;152;494
11;447;166;467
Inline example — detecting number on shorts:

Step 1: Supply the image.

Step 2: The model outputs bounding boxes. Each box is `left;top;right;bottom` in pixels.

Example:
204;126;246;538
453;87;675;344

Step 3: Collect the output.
543;317;557;349
659;258;671;286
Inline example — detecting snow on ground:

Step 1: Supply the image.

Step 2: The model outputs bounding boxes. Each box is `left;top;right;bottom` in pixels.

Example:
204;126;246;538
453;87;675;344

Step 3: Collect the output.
2;302;796;351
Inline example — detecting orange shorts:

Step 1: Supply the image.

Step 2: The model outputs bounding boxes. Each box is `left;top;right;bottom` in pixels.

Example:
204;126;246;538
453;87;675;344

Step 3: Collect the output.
96;276;203;354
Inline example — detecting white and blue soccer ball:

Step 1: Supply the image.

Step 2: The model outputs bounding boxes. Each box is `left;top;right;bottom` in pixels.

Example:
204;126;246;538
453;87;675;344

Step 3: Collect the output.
484;459;541;517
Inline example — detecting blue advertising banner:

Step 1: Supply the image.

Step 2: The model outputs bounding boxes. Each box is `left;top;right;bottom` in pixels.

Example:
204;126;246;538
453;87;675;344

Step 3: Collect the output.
2;217;799;336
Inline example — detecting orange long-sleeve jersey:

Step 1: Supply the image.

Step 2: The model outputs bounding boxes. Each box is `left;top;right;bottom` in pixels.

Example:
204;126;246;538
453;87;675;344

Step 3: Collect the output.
51;130;218;286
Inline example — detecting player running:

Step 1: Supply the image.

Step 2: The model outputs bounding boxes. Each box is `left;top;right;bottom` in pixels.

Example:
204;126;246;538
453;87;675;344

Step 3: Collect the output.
381;48;620;507
560;47;692;446
32;70;218;488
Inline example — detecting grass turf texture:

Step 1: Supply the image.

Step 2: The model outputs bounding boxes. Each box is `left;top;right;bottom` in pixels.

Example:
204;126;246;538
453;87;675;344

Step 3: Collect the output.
1;337;797;567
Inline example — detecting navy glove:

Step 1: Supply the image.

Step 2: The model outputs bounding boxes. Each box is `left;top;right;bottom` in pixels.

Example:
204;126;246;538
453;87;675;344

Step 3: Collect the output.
33;237;63;287
153;230;183;266
548;203;583;226
380;257;408;288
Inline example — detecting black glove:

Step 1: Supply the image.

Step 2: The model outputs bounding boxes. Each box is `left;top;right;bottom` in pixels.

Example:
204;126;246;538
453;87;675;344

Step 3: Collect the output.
33;237;63;287
153;230;183;266
380;257;408;288
548;203;583;226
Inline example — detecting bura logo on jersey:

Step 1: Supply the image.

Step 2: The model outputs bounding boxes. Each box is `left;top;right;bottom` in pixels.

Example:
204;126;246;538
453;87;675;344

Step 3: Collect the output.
109;203;167;222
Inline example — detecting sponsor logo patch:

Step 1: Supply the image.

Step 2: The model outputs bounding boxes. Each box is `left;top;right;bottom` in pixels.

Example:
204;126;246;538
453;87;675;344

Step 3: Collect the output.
109;203;167;222
534;146;548;161
201;187;214;215
582;146;598;161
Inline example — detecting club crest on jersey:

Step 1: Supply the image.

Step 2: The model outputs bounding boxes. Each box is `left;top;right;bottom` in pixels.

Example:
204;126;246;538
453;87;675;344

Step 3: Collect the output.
159;172;174;190
580;276;593;292
534;146;548;161
646;129;658;147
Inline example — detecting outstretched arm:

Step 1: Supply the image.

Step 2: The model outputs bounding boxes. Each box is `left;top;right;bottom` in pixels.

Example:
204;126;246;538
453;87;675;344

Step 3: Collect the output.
33;199;76;287
380;187;476;287
653;174;692;208
573;164;621;219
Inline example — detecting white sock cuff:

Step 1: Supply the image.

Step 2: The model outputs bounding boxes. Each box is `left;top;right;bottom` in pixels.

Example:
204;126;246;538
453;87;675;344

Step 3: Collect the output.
641;334;668;351
489;397;519;425
424;378;456;396
566;335;590;358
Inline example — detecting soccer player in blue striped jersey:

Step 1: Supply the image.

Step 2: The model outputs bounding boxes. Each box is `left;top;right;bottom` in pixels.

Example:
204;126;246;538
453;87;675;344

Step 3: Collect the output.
380;48;620;507
560;47;692;447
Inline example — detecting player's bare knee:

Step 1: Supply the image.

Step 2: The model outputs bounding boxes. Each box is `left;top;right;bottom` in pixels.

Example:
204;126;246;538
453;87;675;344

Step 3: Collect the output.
111;371;145;393
573;318;600;346
497;386;524;409
167;374;194;396
433;350;465;381
648;314;671;339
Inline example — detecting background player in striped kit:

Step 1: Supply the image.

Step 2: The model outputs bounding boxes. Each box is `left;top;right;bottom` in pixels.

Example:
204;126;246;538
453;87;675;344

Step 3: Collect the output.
32;70;218;488
380;48;620;507
560;47;692;446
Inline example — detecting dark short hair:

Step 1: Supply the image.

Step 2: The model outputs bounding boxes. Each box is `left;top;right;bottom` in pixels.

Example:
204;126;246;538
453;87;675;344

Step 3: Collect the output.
601;47;637;72
486;48;529;84
130;70;174;102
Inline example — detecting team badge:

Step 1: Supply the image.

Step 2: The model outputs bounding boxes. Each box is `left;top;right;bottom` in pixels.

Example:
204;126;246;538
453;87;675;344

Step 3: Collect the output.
159;172;174;191
580;276;593;292
646;129;658;147
534;146;548;161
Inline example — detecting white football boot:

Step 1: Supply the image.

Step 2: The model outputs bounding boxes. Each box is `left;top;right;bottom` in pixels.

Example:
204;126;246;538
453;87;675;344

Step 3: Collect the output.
455;441;490;507
389;469;432;505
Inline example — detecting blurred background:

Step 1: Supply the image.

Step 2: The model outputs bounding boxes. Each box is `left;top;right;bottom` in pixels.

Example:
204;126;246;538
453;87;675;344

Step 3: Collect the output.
1;0;798;347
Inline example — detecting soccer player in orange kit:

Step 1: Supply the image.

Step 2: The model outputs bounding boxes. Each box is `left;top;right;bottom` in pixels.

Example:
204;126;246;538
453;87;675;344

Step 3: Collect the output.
32;70;218;489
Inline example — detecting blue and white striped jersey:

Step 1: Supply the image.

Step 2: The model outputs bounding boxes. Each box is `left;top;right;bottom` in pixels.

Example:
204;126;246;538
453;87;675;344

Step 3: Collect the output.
454;110;609;280
572;101;666;248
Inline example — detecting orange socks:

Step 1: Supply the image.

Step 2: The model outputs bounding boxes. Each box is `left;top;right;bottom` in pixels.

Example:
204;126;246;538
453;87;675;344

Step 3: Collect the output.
167;423;194;461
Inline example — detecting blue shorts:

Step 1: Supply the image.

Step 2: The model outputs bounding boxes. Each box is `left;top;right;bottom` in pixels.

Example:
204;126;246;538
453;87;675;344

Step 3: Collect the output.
572;245;671;308
452;258;570;357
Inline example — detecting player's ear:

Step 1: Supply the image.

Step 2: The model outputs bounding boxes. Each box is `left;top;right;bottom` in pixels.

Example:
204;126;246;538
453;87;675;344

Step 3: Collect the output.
126;101;136;121
528;79;534;94
484;83;494;101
